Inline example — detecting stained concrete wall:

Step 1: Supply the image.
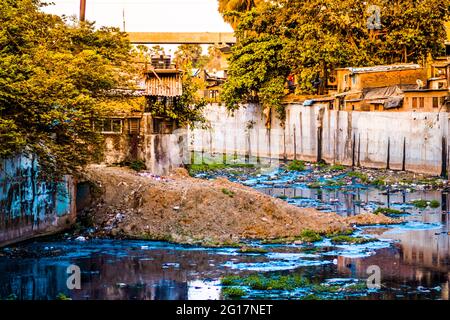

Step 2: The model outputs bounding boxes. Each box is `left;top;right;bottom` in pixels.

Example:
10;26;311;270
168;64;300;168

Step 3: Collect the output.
139;120;187;175
189;103;449;176
0;155;76;246
102;113;188;176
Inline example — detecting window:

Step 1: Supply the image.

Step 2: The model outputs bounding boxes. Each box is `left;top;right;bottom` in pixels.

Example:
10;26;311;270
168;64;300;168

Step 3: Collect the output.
412;97;418;109
433;97;439;109
419;97;425;109
152;118;162;134
96;119;123;134
152;118;176;134
128;118;140;135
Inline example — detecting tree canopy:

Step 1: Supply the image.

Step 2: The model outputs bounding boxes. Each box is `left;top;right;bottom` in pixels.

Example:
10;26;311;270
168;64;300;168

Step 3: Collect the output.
218;0;265;28
0;0;135;177
221;0;450;121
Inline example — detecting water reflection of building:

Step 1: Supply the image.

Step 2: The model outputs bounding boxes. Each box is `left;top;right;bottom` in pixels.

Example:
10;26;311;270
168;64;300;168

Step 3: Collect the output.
337;215;450;300
0;246;234;300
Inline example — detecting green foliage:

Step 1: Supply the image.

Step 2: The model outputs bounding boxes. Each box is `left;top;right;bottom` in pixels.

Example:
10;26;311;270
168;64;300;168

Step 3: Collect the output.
129;160;146;172
298;229;323;243
329;235;378;244
242;274;309;291
371;178;386;186
287;160;306;171
222;287;246;298
5;293;18;300
327;164;346;172
311;284;341;294
411;199;441;209
217;0;265;28
237;246;268;254
222;188;236;197
347;171;369;183
221;275;242;286
222;0;450;120
412;199;429;209
188;162;255;174
302;294;323;300
147;62;207;128
174;44;209;69
373;207;404;215
430;200;441;208
56;293;72;300
0;0;135;177
221;32;290;121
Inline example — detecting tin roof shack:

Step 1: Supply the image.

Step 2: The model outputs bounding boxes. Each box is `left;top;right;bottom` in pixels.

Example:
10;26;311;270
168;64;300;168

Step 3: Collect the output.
336;64;427;94
145;55;183;134
140;55;188;174
334;64;429;111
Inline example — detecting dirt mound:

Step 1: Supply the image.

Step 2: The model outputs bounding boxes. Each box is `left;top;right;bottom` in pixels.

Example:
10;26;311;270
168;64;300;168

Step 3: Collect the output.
81;165;398;245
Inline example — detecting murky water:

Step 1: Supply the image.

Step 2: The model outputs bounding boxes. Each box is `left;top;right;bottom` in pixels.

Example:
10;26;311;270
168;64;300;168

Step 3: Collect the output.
0;167;449;300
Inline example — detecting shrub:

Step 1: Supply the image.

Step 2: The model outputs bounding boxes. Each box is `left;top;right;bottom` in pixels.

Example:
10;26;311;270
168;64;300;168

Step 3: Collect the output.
328;164;346;171
222;188;235;197
412;200;429;209
287;160;306;171
243;274;309;291
298;229;323;243
429;200;440;209
221;276;241;286
222;287;246;298
56;293;72;300
347;171;369;183
330;235;377;244
237;246;269;254
129;160;146;172
373;207;403;215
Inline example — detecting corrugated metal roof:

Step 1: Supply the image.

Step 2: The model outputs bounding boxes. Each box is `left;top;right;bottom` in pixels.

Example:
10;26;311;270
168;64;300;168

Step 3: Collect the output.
338;64;422;74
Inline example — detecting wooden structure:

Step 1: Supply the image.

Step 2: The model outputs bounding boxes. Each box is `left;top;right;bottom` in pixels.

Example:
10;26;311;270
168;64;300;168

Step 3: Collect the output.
145;55;183;97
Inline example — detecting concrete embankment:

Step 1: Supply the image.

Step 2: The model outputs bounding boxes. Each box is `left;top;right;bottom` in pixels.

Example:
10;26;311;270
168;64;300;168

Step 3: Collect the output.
80;165;397;245
190;104;449;176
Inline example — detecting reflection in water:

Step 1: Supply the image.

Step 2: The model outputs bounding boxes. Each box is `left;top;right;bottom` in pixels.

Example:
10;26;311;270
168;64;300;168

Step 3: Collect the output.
0;170;449;300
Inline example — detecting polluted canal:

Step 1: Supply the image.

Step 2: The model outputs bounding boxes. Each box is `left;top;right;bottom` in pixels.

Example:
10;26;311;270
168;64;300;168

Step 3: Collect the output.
0;161;449;300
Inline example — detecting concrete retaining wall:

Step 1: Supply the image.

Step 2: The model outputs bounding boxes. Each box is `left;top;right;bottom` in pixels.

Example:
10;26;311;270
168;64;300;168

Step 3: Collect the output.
102;113;188;176
0;155;76;246
189;103;449;176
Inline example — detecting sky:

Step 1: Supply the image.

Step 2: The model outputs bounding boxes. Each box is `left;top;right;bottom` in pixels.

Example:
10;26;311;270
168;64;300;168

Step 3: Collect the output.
41;0;234;33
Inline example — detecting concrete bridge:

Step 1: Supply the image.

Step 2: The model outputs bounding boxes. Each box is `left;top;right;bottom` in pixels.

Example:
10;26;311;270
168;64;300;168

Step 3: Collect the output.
127;32;236;45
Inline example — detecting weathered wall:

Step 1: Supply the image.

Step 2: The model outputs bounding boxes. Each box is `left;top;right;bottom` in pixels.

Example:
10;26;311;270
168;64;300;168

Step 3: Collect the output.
139;114;187;175
102;113;188;176
0;155;76;247
189;103;449;176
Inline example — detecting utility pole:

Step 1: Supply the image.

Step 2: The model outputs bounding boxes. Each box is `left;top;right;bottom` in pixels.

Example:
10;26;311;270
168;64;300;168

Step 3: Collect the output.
122;8;126;32
80;0;86;22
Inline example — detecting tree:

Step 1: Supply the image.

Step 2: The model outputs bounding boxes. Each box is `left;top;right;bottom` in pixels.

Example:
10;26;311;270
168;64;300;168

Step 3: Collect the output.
148;63;207;129
174;44;209;69
0;0;135;177
217;0;265;28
